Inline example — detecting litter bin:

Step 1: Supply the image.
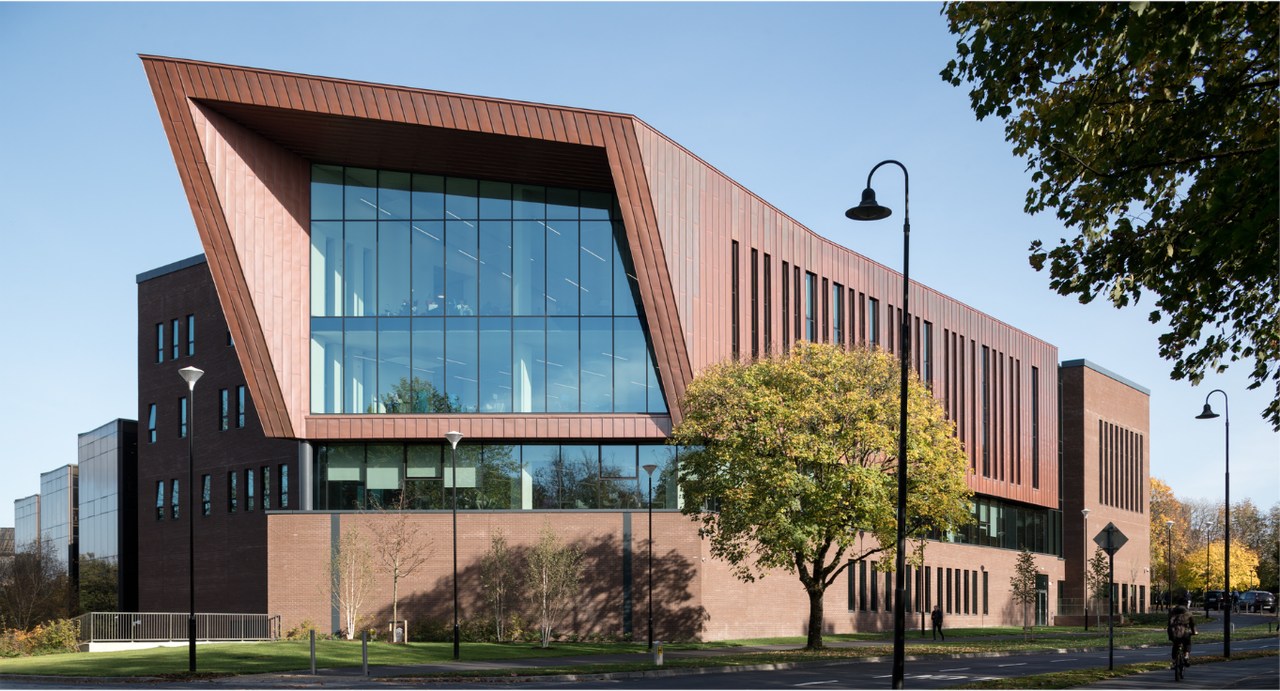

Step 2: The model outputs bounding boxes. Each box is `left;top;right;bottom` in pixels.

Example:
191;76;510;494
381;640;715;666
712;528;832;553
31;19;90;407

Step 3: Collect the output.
652;640;663;666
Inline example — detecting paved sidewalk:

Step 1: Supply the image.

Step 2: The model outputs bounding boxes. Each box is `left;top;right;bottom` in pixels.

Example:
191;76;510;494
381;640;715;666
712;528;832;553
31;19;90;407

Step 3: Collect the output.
1073;655;1279;689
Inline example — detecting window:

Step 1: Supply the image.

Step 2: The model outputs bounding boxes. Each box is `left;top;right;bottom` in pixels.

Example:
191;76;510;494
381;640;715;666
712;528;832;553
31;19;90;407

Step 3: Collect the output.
279;464;289;509
1031;366;1040;489
731;241;740;359
832;283;845;346
202;474;211;516
763;254;772;355
147;404;157;443
179;397;188;438
171;318;180;360
155;481;165;520
750;248;759;358
821;278;829;343
227;330;234;347
236;386;247;428
983;570;989;614
228;472;238;513
868;298;880;347
982;345;990;476
170;478;180;519
220;389;230;432
923;321;933;386
859;560;867;611
156;323;164;363
186;315;195;356
804;272;817;342
887;303;895;354
246;469;256;511
781;261;790;353
261;466;271;511
870;561;878;610
793;266;801;342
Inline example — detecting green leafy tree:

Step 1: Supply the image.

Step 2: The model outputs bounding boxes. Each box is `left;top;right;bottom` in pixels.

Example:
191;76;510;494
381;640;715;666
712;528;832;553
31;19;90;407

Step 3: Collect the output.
1010;548;1039;638
372;376;458;414
525;526;582;648
0;540;69;630
76;556;119;614
942;2;1280;428
1259;504;1280;592
480;529;519;641
672;342;972;649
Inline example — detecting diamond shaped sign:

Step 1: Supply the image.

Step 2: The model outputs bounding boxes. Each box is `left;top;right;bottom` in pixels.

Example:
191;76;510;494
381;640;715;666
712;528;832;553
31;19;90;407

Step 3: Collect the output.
1093;522;1128;556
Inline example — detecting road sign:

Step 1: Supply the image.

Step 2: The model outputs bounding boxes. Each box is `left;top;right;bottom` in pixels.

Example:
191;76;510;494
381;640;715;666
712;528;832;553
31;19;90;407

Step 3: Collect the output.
1093;522;1128;556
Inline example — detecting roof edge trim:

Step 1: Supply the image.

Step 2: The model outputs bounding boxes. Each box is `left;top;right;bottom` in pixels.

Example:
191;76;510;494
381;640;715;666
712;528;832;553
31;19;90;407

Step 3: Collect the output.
1060;359;1151;395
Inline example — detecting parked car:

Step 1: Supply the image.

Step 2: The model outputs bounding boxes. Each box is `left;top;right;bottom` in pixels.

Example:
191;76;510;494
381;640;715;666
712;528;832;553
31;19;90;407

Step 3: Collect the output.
1239;590;1276;613
1204;590;1224;610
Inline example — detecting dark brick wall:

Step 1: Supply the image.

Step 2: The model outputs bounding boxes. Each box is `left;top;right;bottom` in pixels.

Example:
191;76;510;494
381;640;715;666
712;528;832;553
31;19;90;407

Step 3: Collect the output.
137;258;296;614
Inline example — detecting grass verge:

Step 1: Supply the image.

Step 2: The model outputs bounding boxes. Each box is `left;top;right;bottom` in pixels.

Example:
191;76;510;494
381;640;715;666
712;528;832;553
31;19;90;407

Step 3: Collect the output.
951;648;1279;689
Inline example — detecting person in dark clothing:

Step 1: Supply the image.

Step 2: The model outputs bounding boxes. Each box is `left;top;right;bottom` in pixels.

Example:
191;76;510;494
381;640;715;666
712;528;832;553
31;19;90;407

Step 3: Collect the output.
1167;599;1198;667
931;606;944;640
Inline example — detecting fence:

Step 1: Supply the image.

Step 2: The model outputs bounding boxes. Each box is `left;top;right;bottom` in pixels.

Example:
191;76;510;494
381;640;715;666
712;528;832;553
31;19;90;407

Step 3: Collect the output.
74;612;281;643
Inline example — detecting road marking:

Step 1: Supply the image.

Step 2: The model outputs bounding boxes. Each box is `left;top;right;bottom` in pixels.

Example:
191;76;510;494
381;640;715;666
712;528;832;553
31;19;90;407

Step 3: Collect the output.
997;662;1026;667
939;667;969;671
874;674;893;678
794;682;838;687
1052;658;1076;662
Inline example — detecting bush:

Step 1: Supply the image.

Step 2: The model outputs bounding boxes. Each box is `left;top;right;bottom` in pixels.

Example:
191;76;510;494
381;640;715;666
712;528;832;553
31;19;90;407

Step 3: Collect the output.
284;619;333;640
0;619;80;657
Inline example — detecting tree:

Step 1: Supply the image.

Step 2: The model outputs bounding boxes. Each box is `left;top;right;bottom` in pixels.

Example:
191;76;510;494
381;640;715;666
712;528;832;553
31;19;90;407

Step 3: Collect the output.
672;342;972;649
330;530;374;640
942;2;1280;428
1087;547;1111;622
373;376;457;414
1259;504;1280;592
1179;540;1261;592
367;494;433;639
480;529;518;641
77;556;119;614
1010;548;1039;638
1149;477;1188;601
525;526;582;648
0;540;69;630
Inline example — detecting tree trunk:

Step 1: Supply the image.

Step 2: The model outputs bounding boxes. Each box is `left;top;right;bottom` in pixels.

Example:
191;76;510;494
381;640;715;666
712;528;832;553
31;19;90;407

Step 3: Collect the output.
806;585;826;649
391;570;399;638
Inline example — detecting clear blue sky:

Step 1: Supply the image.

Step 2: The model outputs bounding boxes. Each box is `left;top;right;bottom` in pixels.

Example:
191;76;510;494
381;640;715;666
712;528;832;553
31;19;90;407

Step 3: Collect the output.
0;1;1274;528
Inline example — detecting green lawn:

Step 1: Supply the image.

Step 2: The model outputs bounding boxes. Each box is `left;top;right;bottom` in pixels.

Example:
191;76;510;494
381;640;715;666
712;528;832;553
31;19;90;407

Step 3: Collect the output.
0;639;646;677
1;624;1274;679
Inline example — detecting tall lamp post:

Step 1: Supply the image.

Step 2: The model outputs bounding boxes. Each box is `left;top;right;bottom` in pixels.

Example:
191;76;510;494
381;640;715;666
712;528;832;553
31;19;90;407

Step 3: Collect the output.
1165;519;1175;609
178;366;204;673
1194;390;1229;657
642;463;658;649
445;431;464;660
846;160;910;690
1082;508;1090;630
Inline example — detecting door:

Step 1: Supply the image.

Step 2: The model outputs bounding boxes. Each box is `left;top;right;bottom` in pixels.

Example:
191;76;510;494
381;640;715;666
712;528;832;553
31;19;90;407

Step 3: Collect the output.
1035;574;1049;626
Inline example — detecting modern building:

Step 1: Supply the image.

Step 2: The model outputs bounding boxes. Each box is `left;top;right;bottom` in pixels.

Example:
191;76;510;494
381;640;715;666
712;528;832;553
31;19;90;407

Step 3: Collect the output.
77;419;140;612
39;465;78;573
13;495;39;553
0;527;13;573
138;55;1150;639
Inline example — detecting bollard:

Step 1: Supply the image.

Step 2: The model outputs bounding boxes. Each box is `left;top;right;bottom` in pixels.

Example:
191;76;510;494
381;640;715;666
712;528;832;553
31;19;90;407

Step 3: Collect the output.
309;629;316;675
652;640;663;666
362;630;369;676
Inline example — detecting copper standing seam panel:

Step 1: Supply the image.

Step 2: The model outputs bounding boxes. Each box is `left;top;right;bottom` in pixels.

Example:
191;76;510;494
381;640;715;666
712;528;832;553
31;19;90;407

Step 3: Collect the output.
147;60;293;438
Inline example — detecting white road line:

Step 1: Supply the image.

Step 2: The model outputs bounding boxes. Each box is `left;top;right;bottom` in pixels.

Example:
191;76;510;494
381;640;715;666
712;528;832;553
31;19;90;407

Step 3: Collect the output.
1052;658;1076;662
997;662;1027;667
939;667;969;671
794;681;839;687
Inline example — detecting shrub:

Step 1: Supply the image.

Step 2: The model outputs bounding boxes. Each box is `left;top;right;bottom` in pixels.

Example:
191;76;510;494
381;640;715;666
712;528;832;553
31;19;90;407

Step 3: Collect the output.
0;619;80;657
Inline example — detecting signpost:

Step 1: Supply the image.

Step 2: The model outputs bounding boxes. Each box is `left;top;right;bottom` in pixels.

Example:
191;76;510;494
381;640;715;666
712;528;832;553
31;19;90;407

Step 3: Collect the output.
1094;523;1128;670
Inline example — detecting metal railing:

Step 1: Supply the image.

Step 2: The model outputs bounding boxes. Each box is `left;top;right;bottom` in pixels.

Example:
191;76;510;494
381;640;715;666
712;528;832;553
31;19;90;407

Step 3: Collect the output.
75;612;281;643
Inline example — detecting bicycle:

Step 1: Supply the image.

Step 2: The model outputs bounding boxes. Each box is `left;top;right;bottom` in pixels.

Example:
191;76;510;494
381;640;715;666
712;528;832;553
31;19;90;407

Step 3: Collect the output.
1172;641;1188;681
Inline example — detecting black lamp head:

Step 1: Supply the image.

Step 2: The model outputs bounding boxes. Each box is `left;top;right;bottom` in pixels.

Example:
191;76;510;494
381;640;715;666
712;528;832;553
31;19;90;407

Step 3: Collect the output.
1195;403;1219;420
845;187;892;221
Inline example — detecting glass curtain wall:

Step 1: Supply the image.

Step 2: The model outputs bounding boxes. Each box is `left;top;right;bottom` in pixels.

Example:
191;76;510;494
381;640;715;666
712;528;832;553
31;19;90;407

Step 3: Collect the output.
314;442;683;512
310;165;667;416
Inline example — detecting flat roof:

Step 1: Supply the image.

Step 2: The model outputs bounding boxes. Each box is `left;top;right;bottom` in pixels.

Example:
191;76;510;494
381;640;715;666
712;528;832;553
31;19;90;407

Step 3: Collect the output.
136;254;206;283
1060;359;1151;395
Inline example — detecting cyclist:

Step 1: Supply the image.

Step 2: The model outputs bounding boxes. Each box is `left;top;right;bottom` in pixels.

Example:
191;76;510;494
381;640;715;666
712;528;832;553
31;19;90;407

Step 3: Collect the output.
1167;597;1198;669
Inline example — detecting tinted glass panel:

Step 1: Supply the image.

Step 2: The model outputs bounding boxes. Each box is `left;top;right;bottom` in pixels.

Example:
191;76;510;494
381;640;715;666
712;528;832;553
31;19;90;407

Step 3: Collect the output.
378;318;411;412
312;165;345;219
546;317;579;412
479;317;512;413
344;222;376;316
343;319;376;414
378;222;411;315
478;221;513;315
344;168;378;220
445;318;478;412
378;171;411;220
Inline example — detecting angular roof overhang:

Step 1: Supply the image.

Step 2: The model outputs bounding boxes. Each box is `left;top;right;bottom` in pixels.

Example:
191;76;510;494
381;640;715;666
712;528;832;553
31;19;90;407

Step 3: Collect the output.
142;55;691;439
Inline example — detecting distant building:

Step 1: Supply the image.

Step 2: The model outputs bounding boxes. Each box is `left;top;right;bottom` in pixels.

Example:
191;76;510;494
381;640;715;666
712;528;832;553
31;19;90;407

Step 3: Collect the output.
13;494;40;553
77;419;140;612
38;465;78;573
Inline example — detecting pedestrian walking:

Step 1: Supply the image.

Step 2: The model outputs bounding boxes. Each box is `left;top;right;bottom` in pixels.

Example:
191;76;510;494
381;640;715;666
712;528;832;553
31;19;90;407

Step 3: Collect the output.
931;605;944;640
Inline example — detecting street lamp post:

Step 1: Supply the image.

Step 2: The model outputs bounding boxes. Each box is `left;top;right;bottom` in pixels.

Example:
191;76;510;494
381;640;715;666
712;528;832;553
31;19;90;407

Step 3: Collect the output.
1195;390;1229;657
445;431;464;660
1082;507;1090;631
642;463;658;649
178;366;203;673
1166;519;1175;610
846;160;910;690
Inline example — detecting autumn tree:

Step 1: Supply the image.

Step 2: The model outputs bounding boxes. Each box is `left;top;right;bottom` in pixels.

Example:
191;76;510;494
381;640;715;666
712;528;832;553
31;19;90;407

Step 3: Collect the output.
330;530;374;639
525;526;582;648
672;343;972;649
1010;548;1039;638
1087;547;1111;622
367;493;434;638
1149;478;1188;600
0;540;69;630
1179;541;1261;593
942;2;1280;427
